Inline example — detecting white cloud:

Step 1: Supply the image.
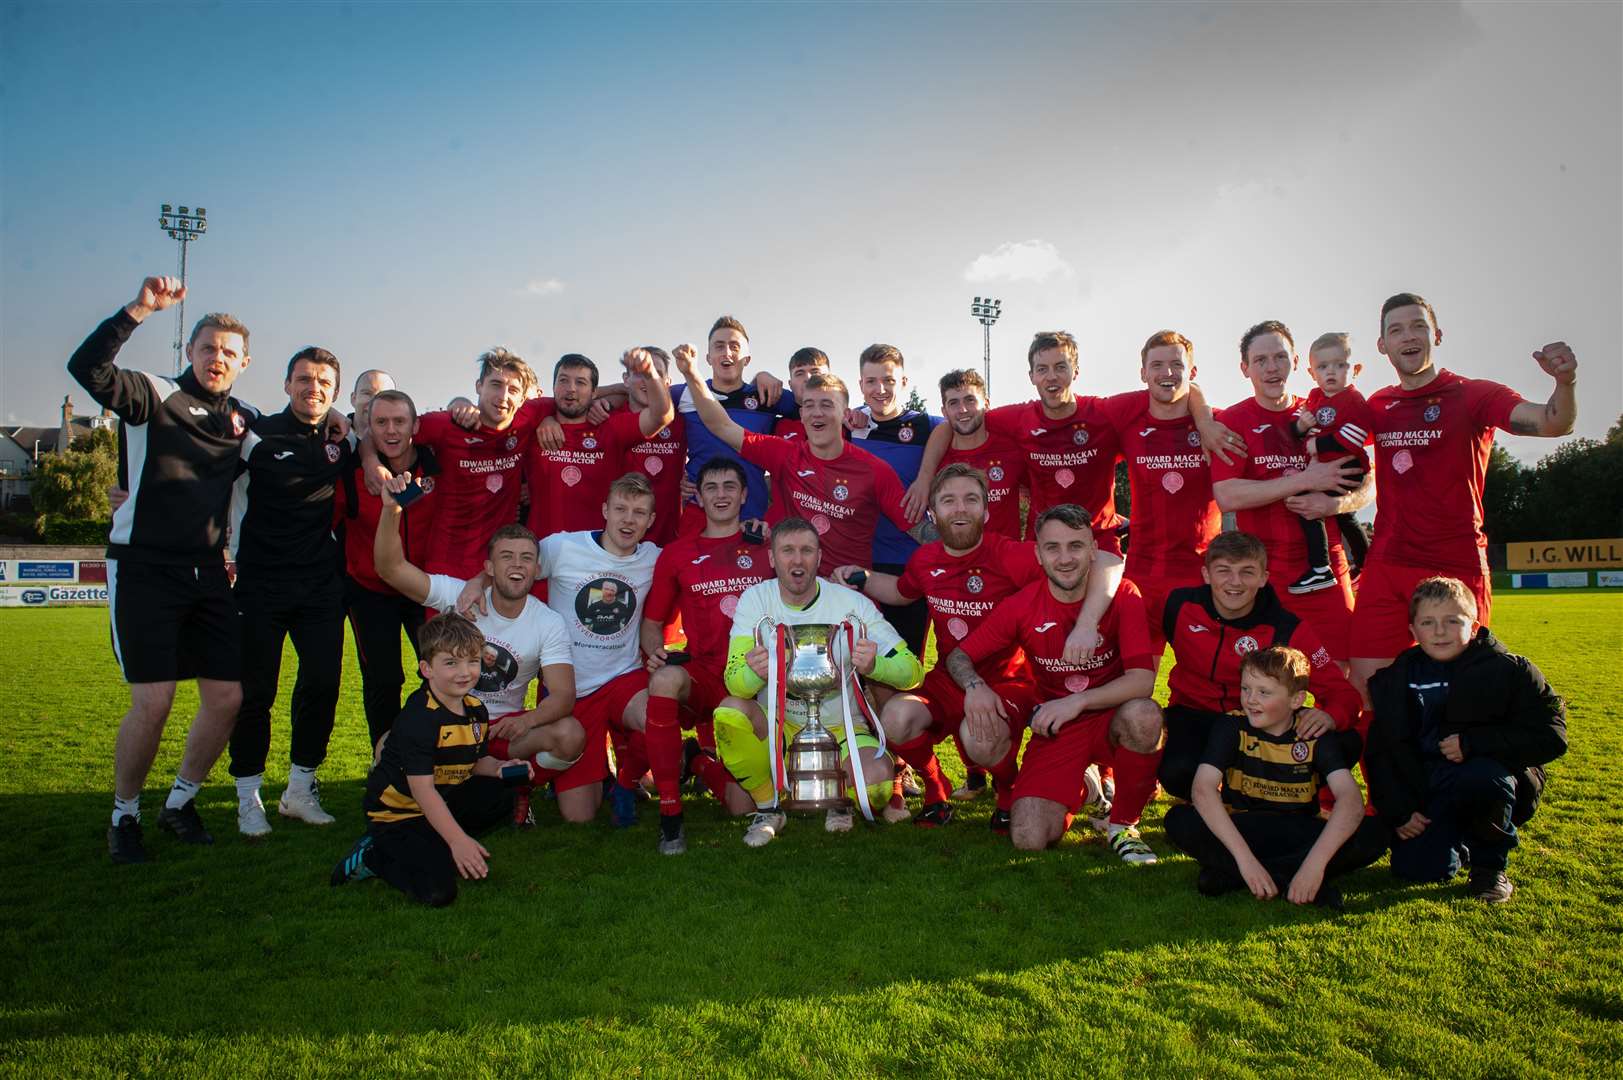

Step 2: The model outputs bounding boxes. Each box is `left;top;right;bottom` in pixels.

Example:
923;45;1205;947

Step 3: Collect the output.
522;278;566;296
963;240;1075;285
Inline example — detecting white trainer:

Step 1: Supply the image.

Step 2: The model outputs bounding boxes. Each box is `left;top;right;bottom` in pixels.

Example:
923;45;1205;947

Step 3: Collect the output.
825;806;854;833
238;798;272;838
743;810;787;848
278;781;336;826
880;800;912;824
1080;763;1114;831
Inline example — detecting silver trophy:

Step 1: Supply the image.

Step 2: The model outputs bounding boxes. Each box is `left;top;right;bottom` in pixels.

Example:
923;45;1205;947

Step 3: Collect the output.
763;621;849;812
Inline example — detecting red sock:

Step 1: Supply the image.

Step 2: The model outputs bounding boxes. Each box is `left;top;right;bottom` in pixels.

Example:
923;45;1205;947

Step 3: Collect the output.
488;736;511;760
1107;746;1163;826
892;735;952;804
646;696;684;817
696;719;716;754
689;751;737;801
989;742;1021;812
615;731;649;791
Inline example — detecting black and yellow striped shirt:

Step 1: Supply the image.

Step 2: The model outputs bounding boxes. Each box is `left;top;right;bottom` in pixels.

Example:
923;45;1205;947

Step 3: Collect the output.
1202;715;1351;815
364;685;489;824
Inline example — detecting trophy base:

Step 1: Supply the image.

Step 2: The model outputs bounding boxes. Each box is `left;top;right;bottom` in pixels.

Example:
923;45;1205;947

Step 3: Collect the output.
781;795;850;813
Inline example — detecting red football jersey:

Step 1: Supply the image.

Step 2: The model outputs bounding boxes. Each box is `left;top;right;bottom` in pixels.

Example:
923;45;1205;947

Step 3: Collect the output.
984;397;1128;536
961;578;1154;701
524;410;652;538
896;532;1042;678
1210;395;1349;581
1106;391;1220;580
737;431;912;576
772;417;807;440
1301;385;1376;458
625;413;686;545
1366;371;1522;576
940;433;1029;538
414;397;551;578
333;450;441;595
644;529;772;664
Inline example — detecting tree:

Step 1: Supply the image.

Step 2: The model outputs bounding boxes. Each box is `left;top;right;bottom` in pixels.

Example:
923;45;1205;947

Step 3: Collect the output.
905;386;929;413
31;426;117;525
1482;442;1527;544
1114;460;1131;522
1514;436;1623;541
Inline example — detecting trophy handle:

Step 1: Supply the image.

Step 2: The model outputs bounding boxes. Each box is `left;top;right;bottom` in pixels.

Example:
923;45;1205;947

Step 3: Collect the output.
753;615;777;648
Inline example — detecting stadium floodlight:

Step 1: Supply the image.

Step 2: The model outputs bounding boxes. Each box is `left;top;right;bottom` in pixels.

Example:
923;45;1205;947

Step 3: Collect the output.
157;203;208;375
969;296;1002;399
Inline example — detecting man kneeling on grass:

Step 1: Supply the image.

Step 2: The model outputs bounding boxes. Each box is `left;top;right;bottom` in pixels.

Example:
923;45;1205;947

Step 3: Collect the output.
1364;576;1567;904
331;615;523;906
1164;646;1387;909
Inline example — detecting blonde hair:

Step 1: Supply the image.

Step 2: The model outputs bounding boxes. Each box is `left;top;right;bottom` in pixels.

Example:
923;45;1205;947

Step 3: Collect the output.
476;347;536;394
1409;576;1478;622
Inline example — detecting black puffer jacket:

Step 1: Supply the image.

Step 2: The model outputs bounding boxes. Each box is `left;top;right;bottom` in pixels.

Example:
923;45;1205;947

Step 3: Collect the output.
1365;628;1566;829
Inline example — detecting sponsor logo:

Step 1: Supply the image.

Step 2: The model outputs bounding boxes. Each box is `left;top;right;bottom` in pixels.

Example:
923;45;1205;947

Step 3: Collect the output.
1064;674;1090;693
644;457;663;476
1385;399;1402;410
16;561;74;581
988;465;1005;482
1072;428;1089;445
21;589;47;605
736;554;753;569
1029;428;1048;437
947;616;969;640
832;483;850;501
273;450;294;460
188;406;209;417
929;568;947;577
1310;646;1332;668
1316;406;1336;426
691;555;712;565
1161;472;1185;494
1423;404;1441;423
1138;427;1156;437
1234;635;1260;655
583;437;598;450
1034;621;1059;633
1054;468;1075;488
1392;449;1414;474
48;585;108;604
486;474;503;493
966;575;984;594
325;443;342;463
720;594;740;617
1251;424;1271;434
1291;741;1310;763
561;465;582;487
796;469;816;478
1186;624;1210;634
811;514;831;534
465;436;484;445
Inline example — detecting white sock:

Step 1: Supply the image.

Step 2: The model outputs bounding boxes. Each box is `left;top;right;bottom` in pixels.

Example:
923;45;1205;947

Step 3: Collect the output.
164;776;201;810
286;764;317;795
112;795;141;825
1107;822;1129;838
236;774;263;805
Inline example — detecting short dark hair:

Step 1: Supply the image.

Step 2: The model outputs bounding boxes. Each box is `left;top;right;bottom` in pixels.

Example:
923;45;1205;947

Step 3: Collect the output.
554;353;599;389
286;346;340;383
938;369;986;398
418;612;484;663
486;523;539;559
696;457;749;494
1034;503;1093;535
930;462;988;506
1204;530;1268;568
637;345;672;377
709;315;748;342
1027;330;1078;371
1381;292;1441;335
859;343;904;369
788;347;829;372
771;516;820;547
188;312;250;352
1239;321;1294;363
1240;645;1310;695
368;388;417;422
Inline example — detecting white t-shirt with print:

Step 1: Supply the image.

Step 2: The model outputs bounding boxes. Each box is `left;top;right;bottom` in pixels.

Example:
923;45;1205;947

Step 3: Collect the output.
424;575;574;718
538;530;660;697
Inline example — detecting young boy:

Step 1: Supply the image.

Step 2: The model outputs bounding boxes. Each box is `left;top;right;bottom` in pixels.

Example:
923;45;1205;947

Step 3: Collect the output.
1364;577;1567;903
1164;646;1387;909
330;615;519;907
1288;332;1374;594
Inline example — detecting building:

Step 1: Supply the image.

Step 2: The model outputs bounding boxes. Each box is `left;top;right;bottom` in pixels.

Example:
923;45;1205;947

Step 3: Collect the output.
0;395;116;510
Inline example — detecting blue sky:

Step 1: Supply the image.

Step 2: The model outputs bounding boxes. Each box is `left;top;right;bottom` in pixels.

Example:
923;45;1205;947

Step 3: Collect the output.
4;2;1618;462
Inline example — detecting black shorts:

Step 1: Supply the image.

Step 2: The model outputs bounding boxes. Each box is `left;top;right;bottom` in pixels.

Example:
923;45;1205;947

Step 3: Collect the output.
107;558;241;684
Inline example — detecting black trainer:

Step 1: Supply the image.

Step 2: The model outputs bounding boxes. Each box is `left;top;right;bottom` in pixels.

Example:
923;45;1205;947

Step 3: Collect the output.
1471;870;1515;904
913;801;955;828
330;834;376;885
1312;883;1346;911
1288;567;1338;595
108;814;149;864
1196;868;1241;897
988;808;1012;835
157;801;214;845
657;813;687;856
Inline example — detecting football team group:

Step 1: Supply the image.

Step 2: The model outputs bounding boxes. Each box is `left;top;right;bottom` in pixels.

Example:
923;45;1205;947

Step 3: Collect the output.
69;276;1576;908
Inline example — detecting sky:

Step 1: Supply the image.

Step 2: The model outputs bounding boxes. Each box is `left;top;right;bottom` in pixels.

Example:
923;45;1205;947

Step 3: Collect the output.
3;1;1618;464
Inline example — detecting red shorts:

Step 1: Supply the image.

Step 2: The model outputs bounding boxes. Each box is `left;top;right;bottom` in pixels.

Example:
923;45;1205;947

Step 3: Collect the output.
558;668;649;792
1124;566;1204;655
1350;558;1492;660
1275;571;1355;661
1008;705;1118;811
678;661;730;725
917;668;968;741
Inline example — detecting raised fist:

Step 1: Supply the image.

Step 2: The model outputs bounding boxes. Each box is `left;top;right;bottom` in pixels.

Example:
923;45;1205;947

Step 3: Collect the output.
671;343;699;379
1533;342;1577;385
130;276;186;318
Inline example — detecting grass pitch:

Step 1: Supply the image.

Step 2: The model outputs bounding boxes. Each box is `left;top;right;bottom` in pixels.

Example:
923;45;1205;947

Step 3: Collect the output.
2;593;1620;1078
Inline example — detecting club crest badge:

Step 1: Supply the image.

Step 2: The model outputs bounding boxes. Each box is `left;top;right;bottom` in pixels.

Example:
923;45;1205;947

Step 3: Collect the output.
966;575;984;594
989;465;1005;482
419;476;436;494
231;411;246;437
325;443;342;463
1424;404;1441;423
744;396;759;410
561;465;582;487
899;426;915;442
583;437;598;450
1162;471;1185;493
1316;406;1336;426
658;427;673;440
833;483;850;501
1291;740;1310;763
505;435;518;451
1072;428;1089;446
1234;635;1260;655
1187;430;1202;447
737;554;753;570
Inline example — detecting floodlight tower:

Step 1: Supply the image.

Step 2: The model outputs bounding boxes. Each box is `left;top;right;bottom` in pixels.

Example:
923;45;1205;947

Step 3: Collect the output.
158;204;208;376
969;296;1002;400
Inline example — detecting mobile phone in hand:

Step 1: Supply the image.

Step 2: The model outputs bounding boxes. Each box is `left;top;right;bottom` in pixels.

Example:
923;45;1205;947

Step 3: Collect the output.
393;478;425;508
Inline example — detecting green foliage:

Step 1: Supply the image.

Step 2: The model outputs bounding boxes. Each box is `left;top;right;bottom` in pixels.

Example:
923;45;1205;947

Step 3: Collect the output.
0;511;41;542
36;517;112;544
30;426;117;526
1114;460;1131;521
1484;433;1623;542
2;595;1620;1076
905;386;928;413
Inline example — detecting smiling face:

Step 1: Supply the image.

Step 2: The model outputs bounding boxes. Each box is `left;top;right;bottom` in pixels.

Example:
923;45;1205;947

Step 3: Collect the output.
476;370;528;429
419;648;482;700
698;468;745;527
285;358;338;424
1142;343;1193;406
931;474;987;553
187;328;250;395
769;526;821;602
941;382;987;437
1203;556;1267;618
707;328;750;391
799;385;847;451
1035;517;1095;595
1378;304;1440;381
552;362;596;421
1241;332;1297;405
1028;347;1077;411
486;536;540;600
367;396;417;464
860;359;905;420
1239;669;1304;732
601;490;655;554
1411;596;1475;663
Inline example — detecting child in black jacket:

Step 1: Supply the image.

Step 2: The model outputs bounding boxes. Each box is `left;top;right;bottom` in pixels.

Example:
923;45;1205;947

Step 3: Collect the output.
1365;577;1567;903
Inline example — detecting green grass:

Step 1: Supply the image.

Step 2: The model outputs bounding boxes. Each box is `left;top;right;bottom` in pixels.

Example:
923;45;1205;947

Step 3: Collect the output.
2;594;1621;1078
